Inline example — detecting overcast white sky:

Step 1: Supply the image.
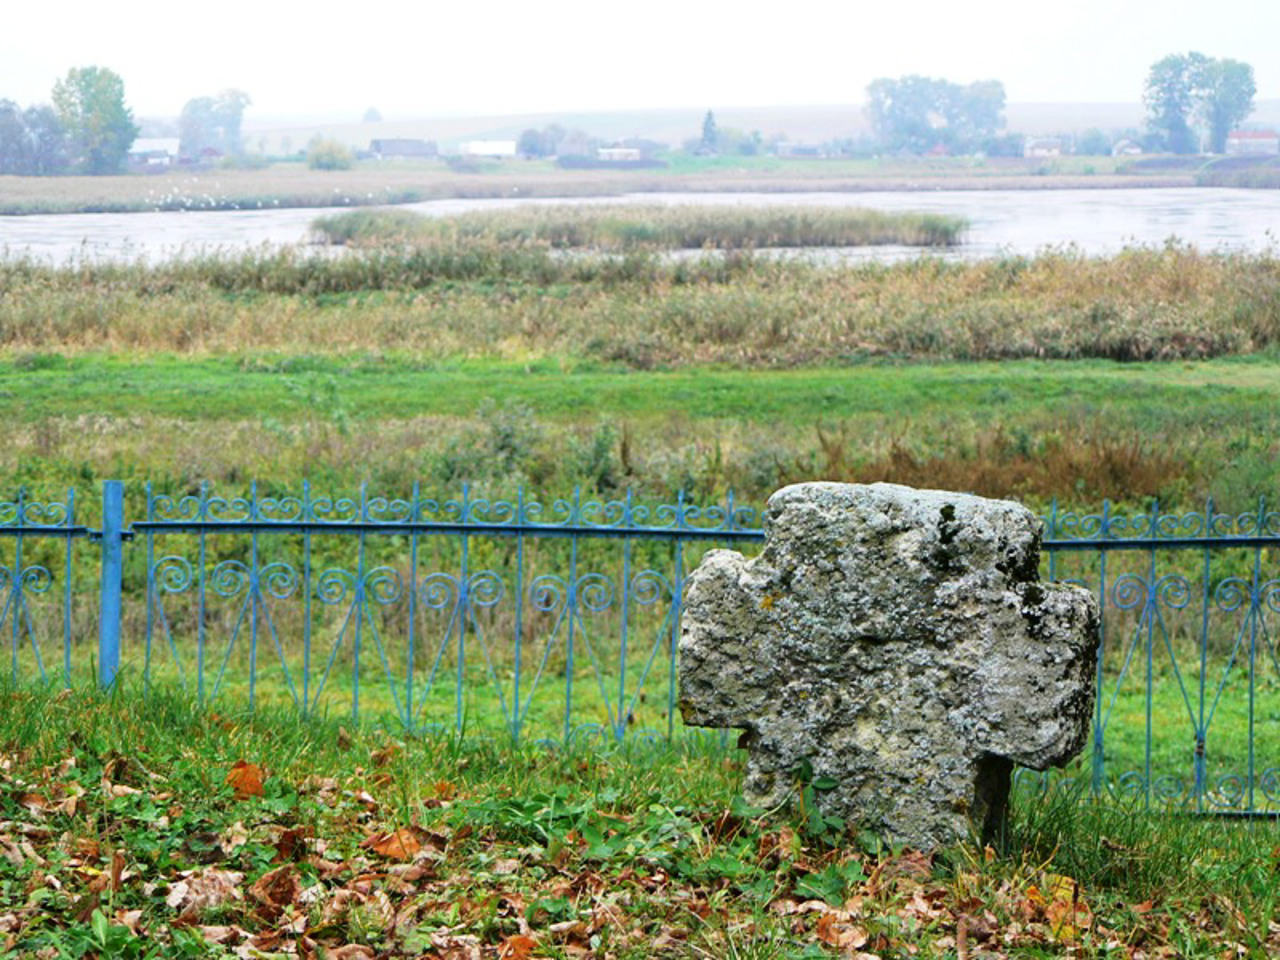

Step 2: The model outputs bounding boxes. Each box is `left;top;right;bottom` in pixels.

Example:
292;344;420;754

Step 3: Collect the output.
5;0;1277;120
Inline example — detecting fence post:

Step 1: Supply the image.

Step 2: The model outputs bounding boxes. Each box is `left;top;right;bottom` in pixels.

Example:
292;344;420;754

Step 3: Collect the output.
98;481;124;690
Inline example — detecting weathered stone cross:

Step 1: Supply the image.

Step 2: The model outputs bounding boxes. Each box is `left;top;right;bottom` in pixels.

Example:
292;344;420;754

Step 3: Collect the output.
679;482;1099;850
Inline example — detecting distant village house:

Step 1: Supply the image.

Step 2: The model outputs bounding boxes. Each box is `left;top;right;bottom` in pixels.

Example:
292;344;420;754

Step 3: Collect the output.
459;140;517;158
369;138;437;159
596;147;641;162
128;137;180;169
774;141;827;158
1225;130;1280;156
1111;138;1143;157
1023;137;1063;159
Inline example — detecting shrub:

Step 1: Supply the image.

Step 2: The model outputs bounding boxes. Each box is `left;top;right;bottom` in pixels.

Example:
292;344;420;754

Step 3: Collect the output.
307;137;354;171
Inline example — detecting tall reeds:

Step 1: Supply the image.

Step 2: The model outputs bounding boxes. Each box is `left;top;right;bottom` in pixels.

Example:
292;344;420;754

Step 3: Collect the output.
2;242;1278;363
310;204;968;249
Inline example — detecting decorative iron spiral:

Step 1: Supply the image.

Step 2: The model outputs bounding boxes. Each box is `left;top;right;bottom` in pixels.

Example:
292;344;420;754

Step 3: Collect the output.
575;573;613;612
363;566;403;605
152;556;194;595
467;571;504;608
631;570;671;607
419;573;458;610
530;575;566;613
1111;574;1149;611
1213;577;1251;613
210;560;250;598
260;562;299;600
316;569;356;605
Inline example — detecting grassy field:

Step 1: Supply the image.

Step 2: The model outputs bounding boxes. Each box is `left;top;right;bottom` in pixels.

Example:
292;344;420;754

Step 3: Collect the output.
2;239;1279;509
0;155;1193;215
1;354;1278;509
2;206;1280;954
0;685;1276;958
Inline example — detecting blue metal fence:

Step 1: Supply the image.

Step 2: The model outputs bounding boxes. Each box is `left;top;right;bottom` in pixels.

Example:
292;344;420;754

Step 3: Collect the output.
2;482;1279;814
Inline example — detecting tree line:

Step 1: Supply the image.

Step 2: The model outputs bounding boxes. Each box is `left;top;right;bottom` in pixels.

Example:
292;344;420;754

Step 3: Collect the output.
866;53;1256;157
1;67;138;175
1;66;251;176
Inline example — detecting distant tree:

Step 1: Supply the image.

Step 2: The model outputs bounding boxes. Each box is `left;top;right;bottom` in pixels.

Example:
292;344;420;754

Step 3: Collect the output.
1143;53;1206;153
362;106;382;123
22;105;70;174
866;76;1005;154
179;89;251;159
0;99;72;175
738;129;763;156
1076;128;1113;156
981;132;1024;158
1195;58;1255;153
700;110;718;153
51;66;138;173
518;127;547;157
0;101;29;175
517;124;567;158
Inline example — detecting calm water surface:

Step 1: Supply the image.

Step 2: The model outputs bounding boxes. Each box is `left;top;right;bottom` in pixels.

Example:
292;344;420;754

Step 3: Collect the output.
2;188;1277;263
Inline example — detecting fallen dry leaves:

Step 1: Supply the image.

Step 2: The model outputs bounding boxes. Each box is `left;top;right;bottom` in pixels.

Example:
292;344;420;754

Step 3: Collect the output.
225;760;265;799
0;729;1272;960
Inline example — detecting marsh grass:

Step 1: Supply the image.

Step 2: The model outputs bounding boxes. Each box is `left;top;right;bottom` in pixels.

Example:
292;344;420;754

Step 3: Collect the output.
3;243;1280;364
310;204;968;250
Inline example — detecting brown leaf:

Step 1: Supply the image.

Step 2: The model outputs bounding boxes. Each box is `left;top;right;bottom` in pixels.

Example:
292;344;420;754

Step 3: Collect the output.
165;868;244;914
428;933;482;960
197;925;245;945
325;948;375;960
371;744;401;767
218;821;249;856
362;827;422;860
225;761;264;799
498;933;537;959
249;865;301;912
109;850;126;891
336;726;353;750
273;826;312;863
817;912;868;950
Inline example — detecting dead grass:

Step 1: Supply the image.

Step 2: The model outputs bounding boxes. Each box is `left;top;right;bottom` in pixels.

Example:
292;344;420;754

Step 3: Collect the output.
1;244;1277;363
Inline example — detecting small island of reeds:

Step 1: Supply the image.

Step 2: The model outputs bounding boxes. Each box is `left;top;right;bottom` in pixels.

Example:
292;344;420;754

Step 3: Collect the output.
310;203;968;250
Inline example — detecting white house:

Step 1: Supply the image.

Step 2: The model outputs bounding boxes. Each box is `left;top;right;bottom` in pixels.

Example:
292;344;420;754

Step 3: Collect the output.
459;140;517;158
1023;137;1063;159
129;137;180;168
597;147;642;162
1225;131;1280;156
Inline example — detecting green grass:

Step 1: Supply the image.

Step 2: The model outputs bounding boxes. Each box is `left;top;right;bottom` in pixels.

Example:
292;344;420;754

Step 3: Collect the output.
1;353;1278;508
0;684;1276;958
310;204;968;250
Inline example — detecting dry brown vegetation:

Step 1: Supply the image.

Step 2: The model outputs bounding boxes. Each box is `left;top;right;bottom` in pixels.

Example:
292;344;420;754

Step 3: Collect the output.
2;243;1279;363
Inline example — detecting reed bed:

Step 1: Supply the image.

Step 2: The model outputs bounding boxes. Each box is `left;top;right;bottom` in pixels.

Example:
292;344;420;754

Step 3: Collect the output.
310;204;968;249
3;243;1280;363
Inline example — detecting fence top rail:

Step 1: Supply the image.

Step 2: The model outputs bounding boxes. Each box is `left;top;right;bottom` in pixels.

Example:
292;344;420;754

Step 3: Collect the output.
0;490;77;531
1042;498;1280;543
5;486;1280;548
144;484;765;537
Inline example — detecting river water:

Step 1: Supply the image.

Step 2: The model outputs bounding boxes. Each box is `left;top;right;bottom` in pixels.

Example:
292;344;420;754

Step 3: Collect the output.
1;187;1277;263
